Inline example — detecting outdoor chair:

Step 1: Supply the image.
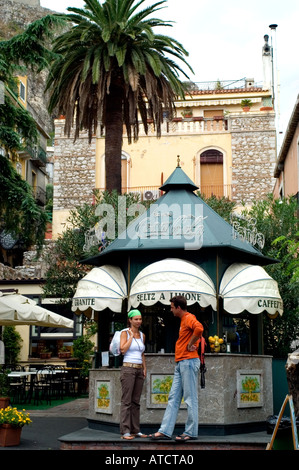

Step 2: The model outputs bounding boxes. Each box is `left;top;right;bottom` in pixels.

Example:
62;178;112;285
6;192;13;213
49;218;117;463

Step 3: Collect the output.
31;367;53;406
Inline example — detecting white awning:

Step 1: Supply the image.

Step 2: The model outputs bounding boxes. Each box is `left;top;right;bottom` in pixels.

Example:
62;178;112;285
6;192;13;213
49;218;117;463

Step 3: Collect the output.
219;263;283;315
72;265;127;313
128;258;216;310
0;293;74;328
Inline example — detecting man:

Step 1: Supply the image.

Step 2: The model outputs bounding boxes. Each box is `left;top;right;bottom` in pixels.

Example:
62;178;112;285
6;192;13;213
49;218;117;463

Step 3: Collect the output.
150;295;203;441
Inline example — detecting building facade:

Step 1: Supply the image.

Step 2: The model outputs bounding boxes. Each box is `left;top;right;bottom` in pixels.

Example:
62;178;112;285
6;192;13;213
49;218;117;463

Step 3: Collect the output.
53;79;276;238
273;94;299;200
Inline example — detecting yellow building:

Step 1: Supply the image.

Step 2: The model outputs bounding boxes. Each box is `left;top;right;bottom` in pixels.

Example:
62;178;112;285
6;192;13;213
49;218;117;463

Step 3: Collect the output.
53;78;276;239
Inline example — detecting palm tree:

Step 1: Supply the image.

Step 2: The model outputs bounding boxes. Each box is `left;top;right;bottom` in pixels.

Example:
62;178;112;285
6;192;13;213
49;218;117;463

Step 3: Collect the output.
46;0;193;193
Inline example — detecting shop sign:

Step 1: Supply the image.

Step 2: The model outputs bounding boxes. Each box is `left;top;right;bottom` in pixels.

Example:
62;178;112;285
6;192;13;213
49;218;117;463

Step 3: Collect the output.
135;291;202;303
73;298;95;307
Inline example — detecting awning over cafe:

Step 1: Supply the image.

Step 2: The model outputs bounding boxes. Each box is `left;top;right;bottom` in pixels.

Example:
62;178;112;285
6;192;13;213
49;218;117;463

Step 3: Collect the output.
128;258;217;310
219;263;283;315
71;265;127;314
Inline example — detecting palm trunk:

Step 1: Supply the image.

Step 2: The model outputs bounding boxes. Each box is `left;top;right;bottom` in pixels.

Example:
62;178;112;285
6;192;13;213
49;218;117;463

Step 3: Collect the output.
105;83;123;193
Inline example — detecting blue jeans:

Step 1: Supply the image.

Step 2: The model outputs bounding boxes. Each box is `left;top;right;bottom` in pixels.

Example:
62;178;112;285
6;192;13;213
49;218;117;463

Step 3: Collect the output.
158;358;200;438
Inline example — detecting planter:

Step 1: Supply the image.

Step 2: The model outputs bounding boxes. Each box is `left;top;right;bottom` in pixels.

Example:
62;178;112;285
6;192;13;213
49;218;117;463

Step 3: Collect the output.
58;352;71;359
242;107;251;112
260;106;273;111
39;352;52;359
0;397;10;409
0;424;22;447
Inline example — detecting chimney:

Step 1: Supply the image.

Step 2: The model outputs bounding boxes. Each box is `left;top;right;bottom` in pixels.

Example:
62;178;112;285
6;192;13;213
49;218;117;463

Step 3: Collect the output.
245;78;255;88
262;34;272;91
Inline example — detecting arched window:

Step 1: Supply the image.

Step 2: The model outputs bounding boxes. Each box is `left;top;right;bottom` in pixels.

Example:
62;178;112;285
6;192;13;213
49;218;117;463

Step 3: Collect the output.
200;149;223;197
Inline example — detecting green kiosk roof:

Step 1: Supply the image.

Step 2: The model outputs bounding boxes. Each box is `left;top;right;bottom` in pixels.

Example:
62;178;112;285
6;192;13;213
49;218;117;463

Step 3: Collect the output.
84;163;275;267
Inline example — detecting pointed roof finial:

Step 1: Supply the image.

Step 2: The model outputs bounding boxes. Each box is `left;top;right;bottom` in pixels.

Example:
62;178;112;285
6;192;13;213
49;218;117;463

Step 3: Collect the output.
177;155;181;167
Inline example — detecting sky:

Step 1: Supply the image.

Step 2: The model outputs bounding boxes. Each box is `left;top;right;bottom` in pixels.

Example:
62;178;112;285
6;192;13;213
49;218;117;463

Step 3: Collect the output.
40;0;299;146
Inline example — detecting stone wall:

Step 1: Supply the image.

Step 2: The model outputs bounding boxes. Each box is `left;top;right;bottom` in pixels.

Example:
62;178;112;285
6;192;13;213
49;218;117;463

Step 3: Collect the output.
53;120;96;210
231;113;276;204
1;0;56;134
0;0;52;26
0;242;53;280
89;353;273;431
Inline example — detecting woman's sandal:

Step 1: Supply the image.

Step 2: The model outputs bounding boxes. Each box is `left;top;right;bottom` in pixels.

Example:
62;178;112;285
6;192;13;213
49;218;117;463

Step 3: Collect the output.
175;434;197;441
134;432;148;438
121;433;135;440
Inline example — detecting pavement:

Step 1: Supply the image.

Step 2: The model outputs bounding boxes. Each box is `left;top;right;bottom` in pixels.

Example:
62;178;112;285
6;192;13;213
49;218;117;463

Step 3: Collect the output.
0;398;89;451
0;398;274;452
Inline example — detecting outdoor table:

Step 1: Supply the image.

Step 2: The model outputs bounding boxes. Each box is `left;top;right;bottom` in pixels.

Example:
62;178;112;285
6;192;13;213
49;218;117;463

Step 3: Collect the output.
8;371;37;404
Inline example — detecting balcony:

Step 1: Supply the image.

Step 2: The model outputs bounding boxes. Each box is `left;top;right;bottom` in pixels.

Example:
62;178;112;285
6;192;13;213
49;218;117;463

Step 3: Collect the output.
18;145;47;167
33;185;46;205
95;184;233;201
131;117;229;137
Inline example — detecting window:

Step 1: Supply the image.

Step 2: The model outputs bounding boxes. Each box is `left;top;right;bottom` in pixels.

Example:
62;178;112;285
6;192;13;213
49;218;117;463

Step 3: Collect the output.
19;81;26;102
200;149;224;197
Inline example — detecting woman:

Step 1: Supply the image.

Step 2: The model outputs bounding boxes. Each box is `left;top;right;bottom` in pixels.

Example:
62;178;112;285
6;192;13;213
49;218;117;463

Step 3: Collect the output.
119;309;147;440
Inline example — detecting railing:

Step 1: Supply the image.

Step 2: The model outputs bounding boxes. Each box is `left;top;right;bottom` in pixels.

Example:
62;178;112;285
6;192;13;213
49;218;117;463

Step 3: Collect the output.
190;78;263;91
197;184;233;199
19;145;48;166
136;117;229;137
33;186;46;205
95;185;233;201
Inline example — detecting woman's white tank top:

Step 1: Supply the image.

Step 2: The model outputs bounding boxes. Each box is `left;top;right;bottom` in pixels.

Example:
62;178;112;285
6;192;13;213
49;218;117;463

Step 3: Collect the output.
123;331;145;364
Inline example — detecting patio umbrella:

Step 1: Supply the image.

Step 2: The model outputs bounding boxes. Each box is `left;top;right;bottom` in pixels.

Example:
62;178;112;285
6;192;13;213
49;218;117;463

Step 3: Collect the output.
219;263;283;315
128;258;216;310
0;293;74;328
71;265;127;314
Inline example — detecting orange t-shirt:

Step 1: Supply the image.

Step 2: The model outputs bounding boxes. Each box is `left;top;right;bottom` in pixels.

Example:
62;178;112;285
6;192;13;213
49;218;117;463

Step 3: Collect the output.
175;312;204;362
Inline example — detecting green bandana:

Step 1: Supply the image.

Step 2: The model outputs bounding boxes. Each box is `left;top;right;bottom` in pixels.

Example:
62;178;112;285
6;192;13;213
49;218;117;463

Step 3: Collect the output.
128;309;142;318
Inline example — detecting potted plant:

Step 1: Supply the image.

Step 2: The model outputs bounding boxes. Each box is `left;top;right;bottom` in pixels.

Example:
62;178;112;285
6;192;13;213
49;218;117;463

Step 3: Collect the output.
0;406;31;446
58;346;71;359
240;99;253;112
0;371;10;409
181;107;193;119
39;347;52;359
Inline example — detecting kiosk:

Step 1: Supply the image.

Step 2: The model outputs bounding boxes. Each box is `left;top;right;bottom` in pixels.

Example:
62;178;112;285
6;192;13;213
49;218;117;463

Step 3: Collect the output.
72;162;282;433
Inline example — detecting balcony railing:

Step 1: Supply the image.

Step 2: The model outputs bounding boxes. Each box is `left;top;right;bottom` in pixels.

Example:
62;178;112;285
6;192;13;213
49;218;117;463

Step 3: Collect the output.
18;145;47;166
131;117;229;137
33;186;46;205
95;185;233;201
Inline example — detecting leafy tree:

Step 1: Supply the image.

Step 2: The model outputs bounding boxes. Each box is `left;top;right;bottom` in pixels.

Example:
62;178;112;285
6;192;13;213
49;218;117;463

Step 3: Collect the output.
46;0;193;192
0;155;48;250
2;326;23;366
202;193;299;358
43;190;147;299
232;195;298;358
42;203;97;300
197;193;236;223
0;15;65;249
73;322;97;377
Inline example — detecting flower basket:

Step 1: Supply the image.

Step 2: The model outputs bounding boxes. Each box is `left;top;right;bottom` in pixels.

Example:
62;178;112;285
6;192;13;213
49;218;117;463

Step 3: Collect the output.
0;407;31;446
58;351;71;359
39;352;52;359
0;424;22;447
